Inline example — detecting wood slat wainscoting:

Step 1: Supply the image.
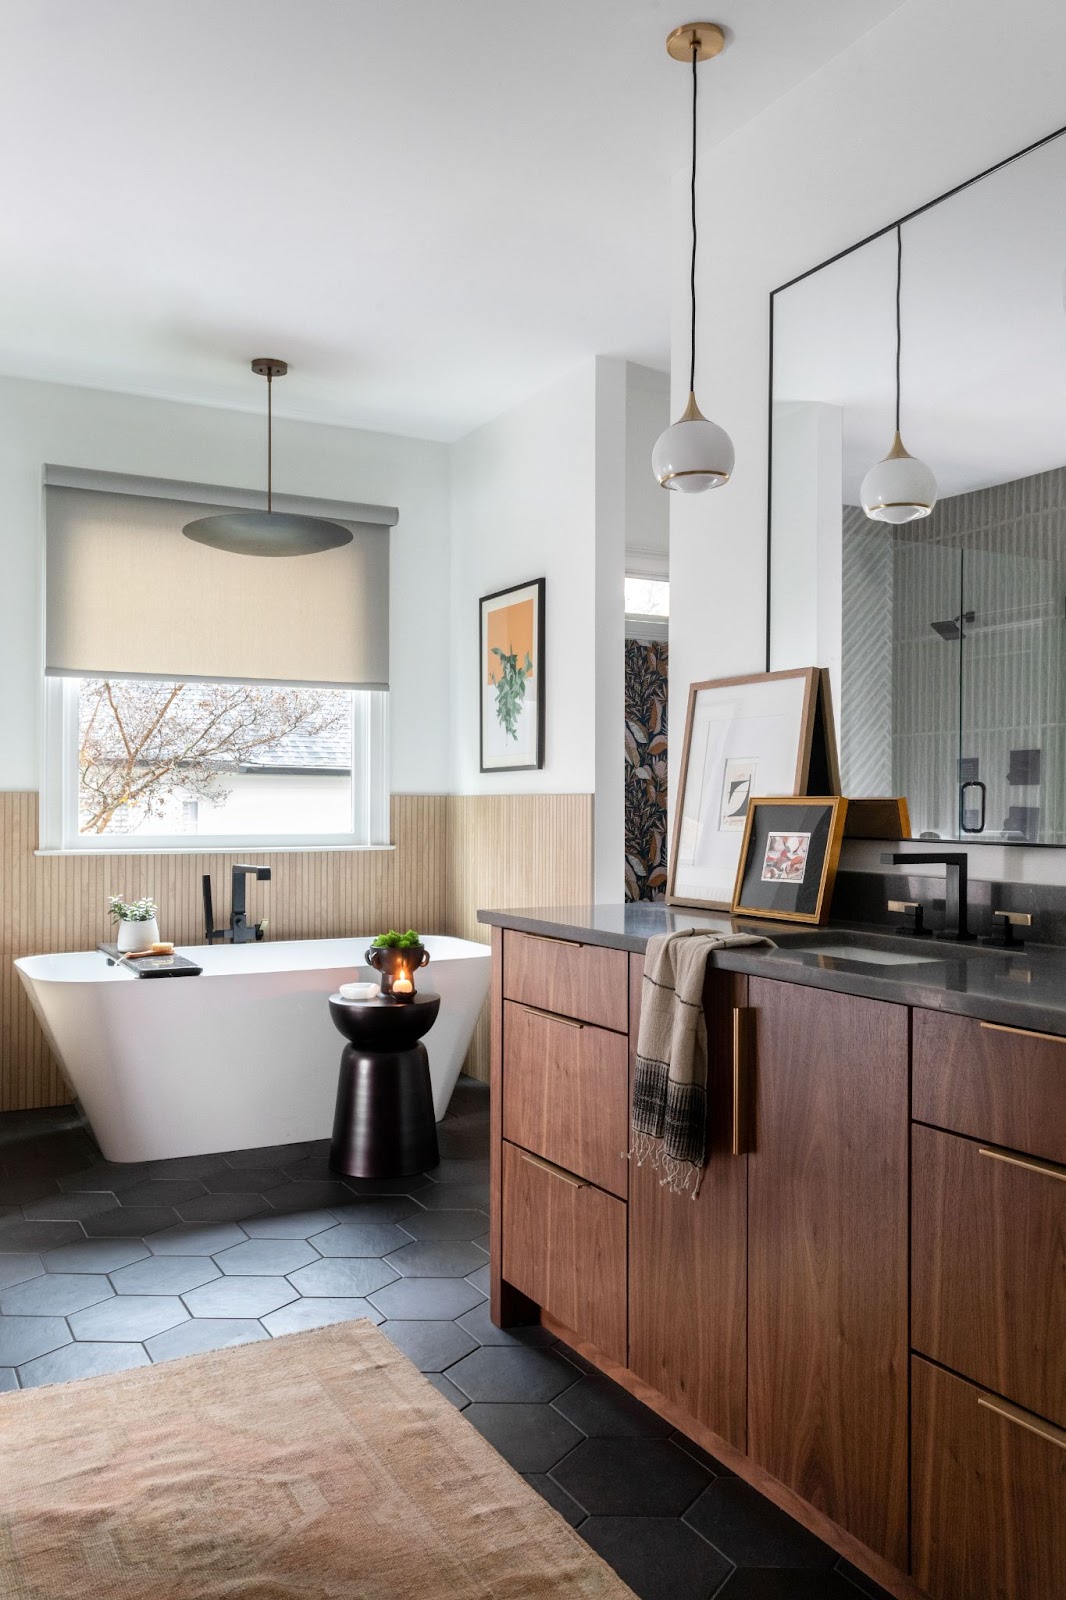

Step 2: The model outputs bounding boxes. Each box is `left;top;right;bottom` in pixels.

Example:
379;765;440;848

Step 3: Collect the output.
445;794;595;1083
0;791;594;1110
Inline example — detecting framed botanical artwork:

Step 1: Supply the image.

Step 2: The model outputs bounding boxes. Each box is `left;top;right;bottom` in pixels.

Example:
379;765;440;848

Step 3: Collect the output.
479;578;545;772
731;795;848;924
666;667;839;910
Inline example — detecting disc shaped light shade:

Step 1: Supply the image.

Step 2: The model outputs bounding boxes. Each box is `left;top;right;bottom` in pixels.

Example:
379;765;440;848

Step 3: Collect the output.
859;432;937;525
653;395;735;494
182;510;354;557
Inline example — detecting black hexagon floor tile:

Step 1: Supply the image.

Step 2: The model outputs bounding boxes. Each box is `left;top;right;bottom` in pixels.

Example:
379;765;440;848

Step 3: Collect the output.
385;1239;488;1278
262;1181;357;1211
287;1257;398;1298
833;1559;895;1600
449;1344;581;1404
0;1272;113;1317
110;1255;221;1296
43;1238;149;1273
524;1474;587;1528
0;1314;71;1366
414;1182;489;1211
0;1219;86;1251
579;1516;733;1600
311;1220;412;1257
261;1297;383;1337
223;1141;317;1169
684;1478;837;1569
425;1372;470;1410
326;1197;424;1225
21;1190;118;1222
464;1401;583;1473
201;1168;288;1195
553;1374;676;1439
145;1318;269;1362
367;1275;484;1322
242;1209;339;1239
175;1192;269;1223
18;1340;151;1389
119;1179;208;1208
0;1253;44;1290
398;1209;489;1241
0;1367;17;1392
455;1303;557;1348
378;1318;479;1372
147;1222;248;1255
344;1174;434;1196
182;1276;297;1319
213;1238;320;1276
552;1437;712;1518
713;1570;875;1599
69;1295;188;1342
82;1206;179;1237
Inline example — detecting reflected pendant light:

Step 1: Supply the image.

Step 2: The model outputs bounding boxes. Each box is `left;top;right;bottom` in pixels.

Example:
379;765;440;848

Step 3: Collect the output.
860;227;937;523
652;22;734;494
183;359;353;556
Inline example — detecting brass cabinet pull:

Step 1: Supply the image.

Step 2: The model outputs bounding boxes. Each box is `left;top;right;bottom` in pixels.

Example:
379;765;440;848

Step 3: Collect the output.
977;1394;1066;1451
978;1146;1066;1184
731;1006;752;1156
514;1002;584;1031
519;1149;585;1188
979;1020;1066;1045
518;932;585;950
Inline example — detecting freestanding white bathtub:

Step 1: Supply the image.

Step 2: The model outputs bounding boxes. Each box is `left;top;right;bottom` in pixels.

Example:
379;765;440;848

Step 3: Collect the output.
15;936;491;1163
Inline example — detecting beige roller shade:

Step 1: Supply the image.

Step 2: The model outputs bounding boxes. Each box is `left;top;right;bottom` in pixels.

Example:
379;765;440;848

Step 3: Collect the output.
45;485;390;689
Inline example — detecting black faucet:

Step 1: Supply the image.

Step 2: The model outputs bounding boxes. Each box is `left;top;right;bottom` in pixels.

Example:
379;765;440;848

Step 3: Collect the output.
887;851;973;941
202;866;271;944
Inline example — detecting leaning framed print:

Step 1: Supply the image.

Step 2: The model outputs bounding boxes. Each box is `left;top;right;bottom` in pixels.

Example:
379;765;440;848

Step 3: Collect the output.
479;578;545;772
731;795;848;924
666;667;838;910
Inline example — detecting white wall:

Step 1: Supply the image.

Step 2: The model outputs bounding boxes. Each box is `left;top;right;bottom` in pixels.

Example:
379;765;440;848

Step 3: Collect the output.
669;0;1066;882
624;363;670;576
449;356;628;899
0;375;452;794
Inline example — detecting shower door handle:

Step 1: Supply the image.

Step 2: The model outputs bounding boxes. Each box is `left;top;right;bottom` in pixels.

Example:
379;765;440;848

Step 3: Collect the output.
959;779;986;834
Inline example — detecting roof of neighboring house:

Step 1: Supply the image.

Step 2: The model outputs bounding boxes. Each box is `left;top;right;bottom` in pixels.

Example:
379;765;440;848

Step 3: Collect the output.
237;728;351;775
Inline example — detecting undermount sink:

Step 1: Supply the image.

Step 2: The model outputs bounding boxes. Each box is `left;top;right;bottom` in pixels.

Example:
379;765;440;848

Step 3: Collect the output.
764;929;1000;968
781;941;945;967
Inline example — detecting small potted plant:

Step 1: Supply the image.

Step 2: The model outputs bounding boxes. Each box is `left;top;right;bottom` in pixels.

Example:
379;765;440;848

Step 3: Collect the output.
109;895;160;954
365;928;429;998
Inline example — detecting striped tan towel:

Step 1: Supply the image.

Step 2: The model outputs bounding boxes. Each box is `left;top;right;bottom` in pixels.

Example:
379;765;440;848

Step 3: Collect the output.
630;928;773;1196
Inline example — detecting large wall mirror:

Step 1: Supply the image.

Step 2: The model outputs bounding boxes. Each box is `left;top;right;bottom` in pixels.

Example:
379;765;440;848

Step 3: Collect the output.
769;127;1066;845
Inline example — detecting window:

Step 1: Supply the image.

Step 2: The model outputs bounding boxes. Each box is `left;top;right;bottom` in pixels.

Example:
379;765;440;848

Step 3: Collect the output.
43;676;389;851
624;576;669;619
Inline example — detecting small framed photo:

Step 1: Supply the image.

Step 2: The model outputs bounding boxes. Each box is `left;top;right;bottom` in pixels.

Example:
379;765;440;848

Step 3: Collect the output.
479;578;545;772
732;796;848;924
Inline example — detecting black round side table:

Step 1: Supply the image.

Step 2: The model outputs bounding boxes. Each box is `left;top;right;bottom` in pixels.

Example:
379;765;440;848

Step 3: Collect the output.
327;993;440;1178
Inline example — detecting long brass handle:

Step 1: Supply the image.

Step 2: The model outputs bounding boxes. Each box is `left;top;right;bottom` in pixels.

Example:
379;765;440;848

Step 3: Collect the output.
731;1006;752;1156
519;1149;585;1188
518;932;585;950
980;1020;1066;1045
514;1002;584;1031
979;1147;1066;1184
977;1394;1066;1451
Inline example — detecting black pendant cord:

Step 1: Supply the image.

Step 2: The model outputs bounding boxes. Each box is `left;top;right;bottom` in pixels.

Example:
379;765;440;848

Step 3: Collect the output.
894;224;902;436
266;371;273;514
689;42;698;396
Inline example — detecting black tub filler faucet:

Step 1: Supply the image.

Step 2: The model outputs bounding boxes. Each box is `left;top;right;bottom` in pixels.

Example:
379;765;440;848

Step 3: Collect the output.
203;865;271;944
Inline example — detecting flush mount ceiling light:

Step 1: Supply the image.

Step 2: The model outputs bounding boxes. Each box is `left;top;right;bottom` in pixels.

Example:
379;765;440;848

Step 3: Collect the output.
860;226;938;524
183;360;353;557
652;22;735;495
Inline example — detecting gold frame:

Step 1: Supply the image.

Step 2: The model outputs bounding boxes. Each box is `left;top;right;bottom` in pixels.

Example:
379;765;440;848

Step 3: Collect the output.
667;667;840;911
731;795;848;925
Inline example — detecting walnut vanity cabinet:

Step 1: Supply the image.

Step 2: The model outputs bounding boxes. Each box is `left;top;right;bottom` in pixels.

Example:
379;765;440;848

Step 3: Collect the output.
746;977;910;1571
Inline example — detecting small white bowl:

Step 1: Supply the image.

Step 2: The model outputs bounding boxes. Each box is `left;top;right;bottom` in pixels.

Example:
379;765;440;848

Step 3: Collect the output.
338;980;380;1002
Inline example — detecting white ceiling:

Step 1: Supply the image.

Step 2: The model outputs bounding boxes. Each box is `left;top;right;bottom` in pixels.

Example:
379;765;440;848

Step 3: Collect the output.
773;132;1066;501
2;0;903;441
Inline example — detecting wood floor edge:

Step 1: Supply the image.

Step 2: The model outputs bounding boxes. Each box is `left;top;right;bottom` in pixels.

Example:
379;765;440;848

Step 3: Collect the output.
540;1313;928;1600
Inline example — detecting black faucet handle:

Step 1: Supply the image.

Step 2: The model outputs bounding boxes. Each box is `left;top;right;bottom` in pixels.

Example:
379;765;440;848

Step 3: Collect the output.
888;899;928;936
982;910;1031;949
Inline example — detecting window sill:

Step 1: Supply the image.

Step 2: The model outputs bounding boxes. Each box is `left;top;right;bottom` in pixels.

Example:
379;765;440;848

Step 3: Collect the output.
35;842;396;858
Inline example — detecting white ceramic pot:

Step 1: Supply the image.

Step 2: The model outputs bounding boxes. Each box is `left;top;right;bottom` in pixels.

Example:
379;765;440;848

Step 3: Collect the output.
116;917;159;953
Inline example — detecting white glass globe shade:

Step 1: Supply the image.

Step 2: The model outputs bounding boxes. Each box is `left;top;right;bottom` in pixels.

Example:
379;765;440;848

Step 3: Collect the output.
860;433;937;524
652;396;734;494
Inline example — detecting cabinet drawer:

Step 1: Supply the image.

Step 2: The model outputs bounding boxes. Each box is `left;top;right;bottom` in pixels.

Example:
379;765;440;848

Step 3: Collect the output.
913;1010;1066;1166
503;930;628;1032
912;1356;1066;1600
913;1123;1066;1430
502;1001;628;1198
501;1139;626;1364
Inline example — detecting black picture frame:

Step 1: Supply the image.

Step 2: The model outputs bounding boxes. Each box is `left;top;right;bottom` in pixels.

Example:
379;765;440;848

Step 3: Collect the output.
478;578;545;774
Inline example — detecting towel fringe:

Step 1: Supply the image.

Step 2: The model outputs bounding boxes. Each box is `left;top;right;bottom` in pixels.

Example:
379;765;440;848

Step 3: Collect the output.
626;1132;703;1199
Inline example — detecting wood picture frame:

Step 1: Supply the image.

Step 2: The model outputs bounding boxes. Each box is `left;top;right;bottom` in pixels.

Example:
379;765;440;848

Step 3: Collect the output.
479;578;545;773
667;666;840;911
731;795;848;925
843;797;911;840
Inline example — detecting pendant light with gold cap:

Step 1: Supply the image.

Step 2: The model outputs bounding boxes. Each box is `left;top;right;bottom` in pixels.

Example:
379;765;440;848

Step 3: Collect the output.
860;226;937;523
652;23;734;494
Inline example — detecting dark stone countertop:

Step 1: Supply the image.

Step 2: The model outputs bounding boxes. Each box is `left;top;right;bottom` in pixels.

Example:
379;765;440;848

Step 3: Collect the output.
476;902;1066;1036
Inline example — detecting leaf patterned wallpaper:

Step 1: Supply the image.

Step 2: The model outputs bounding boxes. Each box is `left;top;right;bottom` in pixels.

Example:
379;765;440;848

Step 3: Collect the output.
624;638;669;902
